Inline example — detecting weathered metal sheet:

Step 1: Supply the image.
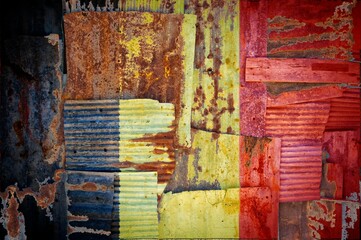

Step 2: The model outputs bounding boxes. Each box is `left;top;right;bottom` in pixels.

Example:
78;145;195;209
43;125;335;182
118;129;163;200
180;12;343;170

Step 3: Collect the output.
322;130;360;201
112;172;158;239
267;0;360;60
239;187;274;239
64;0;185;14
246;58;360;83
64;99;176;185
63;12;196;147
65;171;114;240
239;136;280;239
159;189;240;238
186;0;240;134
320;163;344;200
265;102;331;202
326;89;361;131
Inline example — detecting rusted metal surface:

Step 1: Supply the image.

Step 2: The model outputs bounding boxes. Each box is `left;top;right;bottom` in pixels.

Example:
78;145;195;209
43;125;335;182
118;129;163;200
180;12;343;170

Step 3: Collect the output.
186;0;240;135
239;187;274;239
239;136;280;239
112;172;158;239
239;0;268;137
63;0;185;14
63;11;195;147
159;189;240;238
246;58;360;83
265;102;331;202
64;99;176;187
0;35;66;239
322;130;360;201
65;171;114;239
267;0;360;60
320;163;344;200
326;89;361;131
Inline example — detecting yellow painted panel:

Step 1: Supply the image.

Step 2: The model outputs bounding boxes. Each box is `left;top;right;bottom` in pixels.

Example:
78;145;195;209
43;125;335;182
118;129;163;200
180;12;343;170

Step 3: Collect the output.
186;129;240;189
159;189;240;238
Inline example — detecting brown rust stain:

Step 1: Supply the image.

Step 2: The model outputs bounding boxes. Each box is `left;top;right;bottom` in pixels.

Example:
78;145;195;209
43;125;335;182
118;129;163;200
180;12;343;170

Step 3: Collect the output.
67;182;108;192
5;191;21;238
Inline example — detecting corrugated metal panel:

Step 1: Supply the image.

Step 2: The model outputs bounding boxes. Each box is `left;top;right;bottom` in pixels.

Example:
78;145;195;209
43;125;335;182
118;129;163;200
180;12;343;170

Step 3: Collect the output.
265;101;331;202
112;172;158;239
66;171;114;240
63;12;196;147
159;189;240;238
64;99;176;185
186;0;240;134
326;89;361;131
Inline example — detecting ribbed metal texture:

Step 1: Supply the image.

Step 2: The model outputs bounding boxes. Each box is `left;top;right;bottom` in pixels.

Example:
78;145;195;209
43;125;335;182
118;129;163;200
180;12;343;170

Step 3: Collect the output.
112;172;158;239
265;102;331;202
66;171;114;240
326;89;360;130
64;99;176;184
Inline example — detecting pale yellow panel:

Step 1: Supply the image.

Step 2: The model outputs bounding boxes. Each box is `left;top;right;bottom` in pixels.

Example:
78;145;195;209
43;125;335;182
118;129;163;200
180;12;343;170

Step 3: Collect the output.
159;189;240;238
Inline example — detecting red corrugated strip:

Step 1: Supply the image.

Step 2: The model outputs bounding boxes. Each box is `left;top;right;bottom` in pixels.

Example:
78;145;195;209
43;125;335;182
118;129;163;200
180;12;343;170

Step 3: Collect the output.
265;102;331;202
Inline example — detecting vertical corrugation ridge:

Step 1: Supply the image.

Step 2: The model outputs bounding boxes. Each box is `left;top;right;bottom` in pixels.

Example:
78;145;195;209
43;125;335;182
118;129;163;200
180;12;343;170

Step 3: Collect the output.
265;101;331;202
111;172;158;239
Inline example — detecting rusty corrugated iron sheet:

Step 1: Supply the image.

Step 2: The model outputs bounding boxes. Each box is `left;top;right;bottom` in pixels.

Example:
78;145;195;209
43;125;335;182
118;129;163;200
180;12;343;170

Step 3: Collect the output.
186;0;240;135
64;99;176;186
265;101;331;202
246;58;360;83
63;12;196;147
326;89;361;131
65;171;114;239
159;189;240;238
112;172;158;239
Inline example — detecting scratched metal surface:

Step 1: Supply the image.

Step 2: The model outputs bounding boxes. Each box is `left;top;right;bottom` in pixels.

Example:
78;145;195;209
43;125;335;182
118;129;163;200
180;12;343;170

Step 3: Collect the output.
63;11;196;147
265;102;331;202
64;99;176;187
185;0;240;135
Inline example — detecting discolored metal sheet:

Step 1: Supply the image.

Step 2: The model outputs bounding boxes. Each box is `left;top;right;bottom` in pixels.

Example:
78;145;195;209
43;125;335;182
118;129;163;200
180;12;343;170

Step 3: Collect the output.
63;12;196;147
239;137;280;239
322;130;360;201
186;0;240;135
267;0;360;60
326;89;361;131
112;172;158;239
239;187;274;239
265;101;331;202
64;99;176;186
320;163;343;200
65;171;114;240
159;189;240;238
246;58;360;83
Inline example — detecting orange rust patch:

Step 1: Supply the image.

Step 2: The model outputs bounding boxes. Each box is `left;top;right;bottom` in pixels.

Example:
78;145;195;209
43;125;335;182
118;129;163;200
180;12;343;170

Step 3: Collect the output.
6;192;20;238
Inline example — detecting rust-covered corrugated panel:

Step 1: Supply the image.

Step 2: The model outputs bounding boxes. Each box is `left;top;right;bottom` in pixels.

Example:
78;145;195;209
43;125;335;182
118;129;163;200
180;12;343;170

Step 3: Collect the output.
186;0;240;134
159;189;240;238
112;172;158;239
63;12;196;147
265;102;331;202
267;0;360;60
246;58;360;83
65;171;114;240
64;99;176;185
326;89;361;131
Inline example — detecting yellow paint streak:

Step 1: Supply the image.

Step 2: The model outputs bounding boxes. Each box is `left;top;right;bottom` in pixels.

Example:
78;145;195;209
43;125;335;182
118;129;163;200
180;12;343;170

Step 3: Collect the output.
177;14;197;147
187;129;240;189
142;12;154;24
159;189;240;238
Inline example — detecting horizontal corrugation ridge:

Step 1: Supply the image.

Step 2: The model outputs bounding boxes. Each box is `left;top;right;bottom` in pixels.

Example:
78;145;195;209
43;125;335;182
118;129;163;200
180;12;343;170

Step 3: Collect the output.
265;101;330;202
